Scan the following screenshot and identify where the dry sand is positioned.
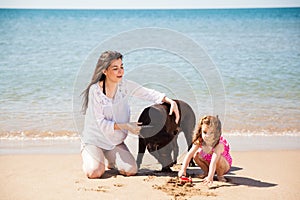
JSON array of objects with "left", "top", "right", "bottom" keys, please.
[{"left": 1, "top": 150, "right": 300, "bottom": 200}]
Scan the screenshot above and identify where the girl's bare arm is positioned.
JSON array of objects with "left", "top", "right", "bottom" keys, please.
[
  {"left": 178, "top": 144, "right": 199, "bottom": 177},
  {"left": 205, "top": 143, "right": 224, "bottom": 183}
]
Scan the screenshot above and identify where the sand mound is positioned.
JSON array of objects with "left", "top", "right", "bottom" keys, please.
[{"left": 153, "top": 177, "right": 216, "bottom": 200}]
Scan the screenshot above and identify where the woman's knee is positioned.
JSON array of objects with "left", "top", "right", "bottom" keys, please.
[
  {"left": 83, "top": 163, "right": 105, "bottom": 179},
  {"left": 119, "top": 169, "right": 137, "bottom": 176},
  {"left": 81, "top": 144, "right": 106, "bottom": 178},
  {"left": 119, "top": 163, "right": 138, "bottom": 176}
]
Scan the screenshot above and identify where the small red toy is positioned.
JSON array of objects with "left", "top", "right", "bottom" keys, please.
[{"left": 179, "top": 176, "right": 193, "bottom": 184}]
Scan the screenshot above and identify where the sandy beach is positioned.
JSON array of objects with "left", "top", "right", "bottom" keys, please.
[{"left": 1, "top": 149, "right": 300, "bottom": 200}]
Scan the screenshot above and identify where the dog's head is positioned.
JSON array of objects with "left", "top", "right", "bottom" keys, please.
[
  {"left": 138, "top": 104, "right": 178, "bottom": 139},
  {"left": 193, "top": 115, "right": 222, "bottom": 147}
]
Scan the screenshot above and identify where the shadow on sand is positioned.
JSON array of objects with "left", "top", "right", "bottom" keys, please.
[
  {"left": 100, "top": 165, "right": 277, "bottom": 189},
  {"left": 227, "top": 166, "right": 277, "bottom": 188},
  {"left": 226, "top": 176, "right": 277, "bottom": 188}
]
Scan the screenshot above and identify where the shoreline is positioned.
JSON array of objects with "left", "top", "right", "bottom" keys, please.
[{"left": 0, "top": 134, "right": 299, "bottom": 155}]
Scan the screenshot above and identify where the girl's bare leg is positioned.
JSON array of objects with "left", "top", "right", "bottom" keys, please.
[
  {"left": 193, "top": 152, "right": 209, "bottom": 178},
  {"left": 216, "top": 156, "right": 230, "bottom": 182}
]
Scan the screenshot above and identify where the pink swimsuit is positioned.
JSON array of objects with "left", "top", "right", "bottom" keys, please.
[{"left": 198, "top": 136, "right": 232, "bottom": 166}]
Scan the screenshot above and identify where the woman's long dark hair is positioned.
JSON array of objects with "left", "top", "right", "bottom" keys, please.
[{"left": 81, "top": 51, "right": 123, "bottom": 114}]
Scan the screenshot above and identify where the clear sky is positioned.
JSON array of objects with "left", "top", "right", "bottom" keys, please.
[{"left": 0, "top": 0, "right": 300, "bottom": 9}]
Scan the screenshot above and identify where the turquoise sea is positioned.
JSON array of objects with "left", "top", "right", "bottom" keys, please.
[{"left": 0, "top": 8, "right": 299, "bottom": 140}]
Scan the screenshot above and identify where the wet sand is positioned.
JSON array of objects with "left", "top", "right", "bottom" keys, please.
[{"left": 1, "top": 134, "right": 299, "bottom": 154}]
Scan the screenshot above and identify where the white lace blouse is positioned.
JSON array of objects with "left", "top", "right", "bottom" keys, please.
[{"left": 81, "top": 79, "right": 165, "bottom": 150}]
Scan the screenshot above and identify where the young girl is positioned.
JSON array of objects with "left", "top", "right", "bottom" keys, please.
[{"left": 178, "top": 115, "right": 232, "bottom": 185}]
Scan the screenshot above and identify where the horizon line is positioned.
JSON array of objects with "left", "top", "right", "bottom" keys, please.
[{"left": 0, "top": 5, "right": 299, "bottom": 10}]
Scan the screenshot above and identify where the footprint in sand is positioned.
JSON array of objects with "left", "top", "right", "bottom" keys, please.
[
  {"left": 113, "top": 183, "right": 124, "bottom": 187},
  {"left": 77, "top": 186, "right": 110, "bottom": 192}
]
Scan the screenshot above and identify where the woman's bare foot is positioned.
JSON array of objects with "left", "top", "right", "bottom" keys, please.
[
  {"left": 217, "top": 175, "right": 227, "bottom": 182},
  {"left": 107, "top": 163, "right": 116, "bottom": 169}
]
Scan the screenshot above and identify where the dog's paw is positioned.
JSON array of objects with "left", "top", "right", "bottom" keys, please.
[{"left": 161, "top": 167, "right": 173, "bottom": 172}]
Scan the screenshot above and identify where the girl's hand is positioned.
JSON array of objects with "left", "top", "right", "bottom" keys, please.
[
  {"left": 203, "top": 176, "right": 213, "bottom": 186},
  {"left": 178, "top": 169, "right": 186, "bottom": 178}
]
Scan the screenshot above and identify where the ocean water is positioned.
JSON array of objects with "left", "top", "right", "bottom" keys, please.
[{"left": 0, "top": 8, "right": 299, "bottom": 140}]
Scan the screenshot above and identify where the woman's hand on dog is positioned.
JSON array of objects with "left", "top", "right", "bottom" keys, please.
[
  {"left": 170, "top": 100, "right": 180, "bottom": 124},
  {"left": 162, "top": 97, "right": 180, "bottom": 124}
]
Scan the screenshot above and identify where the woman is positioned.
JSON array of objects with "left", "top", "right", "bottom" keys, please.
[{"left": 81, "top": 50, "right": 180, "bottom": 178}]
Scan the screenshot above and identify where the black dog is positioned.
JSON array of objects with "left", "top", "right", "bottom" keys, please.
[{"left": 136, "top": 100, "right": 195, "bottom": 172}]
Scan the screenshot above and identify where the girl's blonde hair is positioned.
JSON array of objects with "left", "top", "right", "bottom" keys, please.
[{"left": 192, "top": 115, "right": 222, "bottom": 147}]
